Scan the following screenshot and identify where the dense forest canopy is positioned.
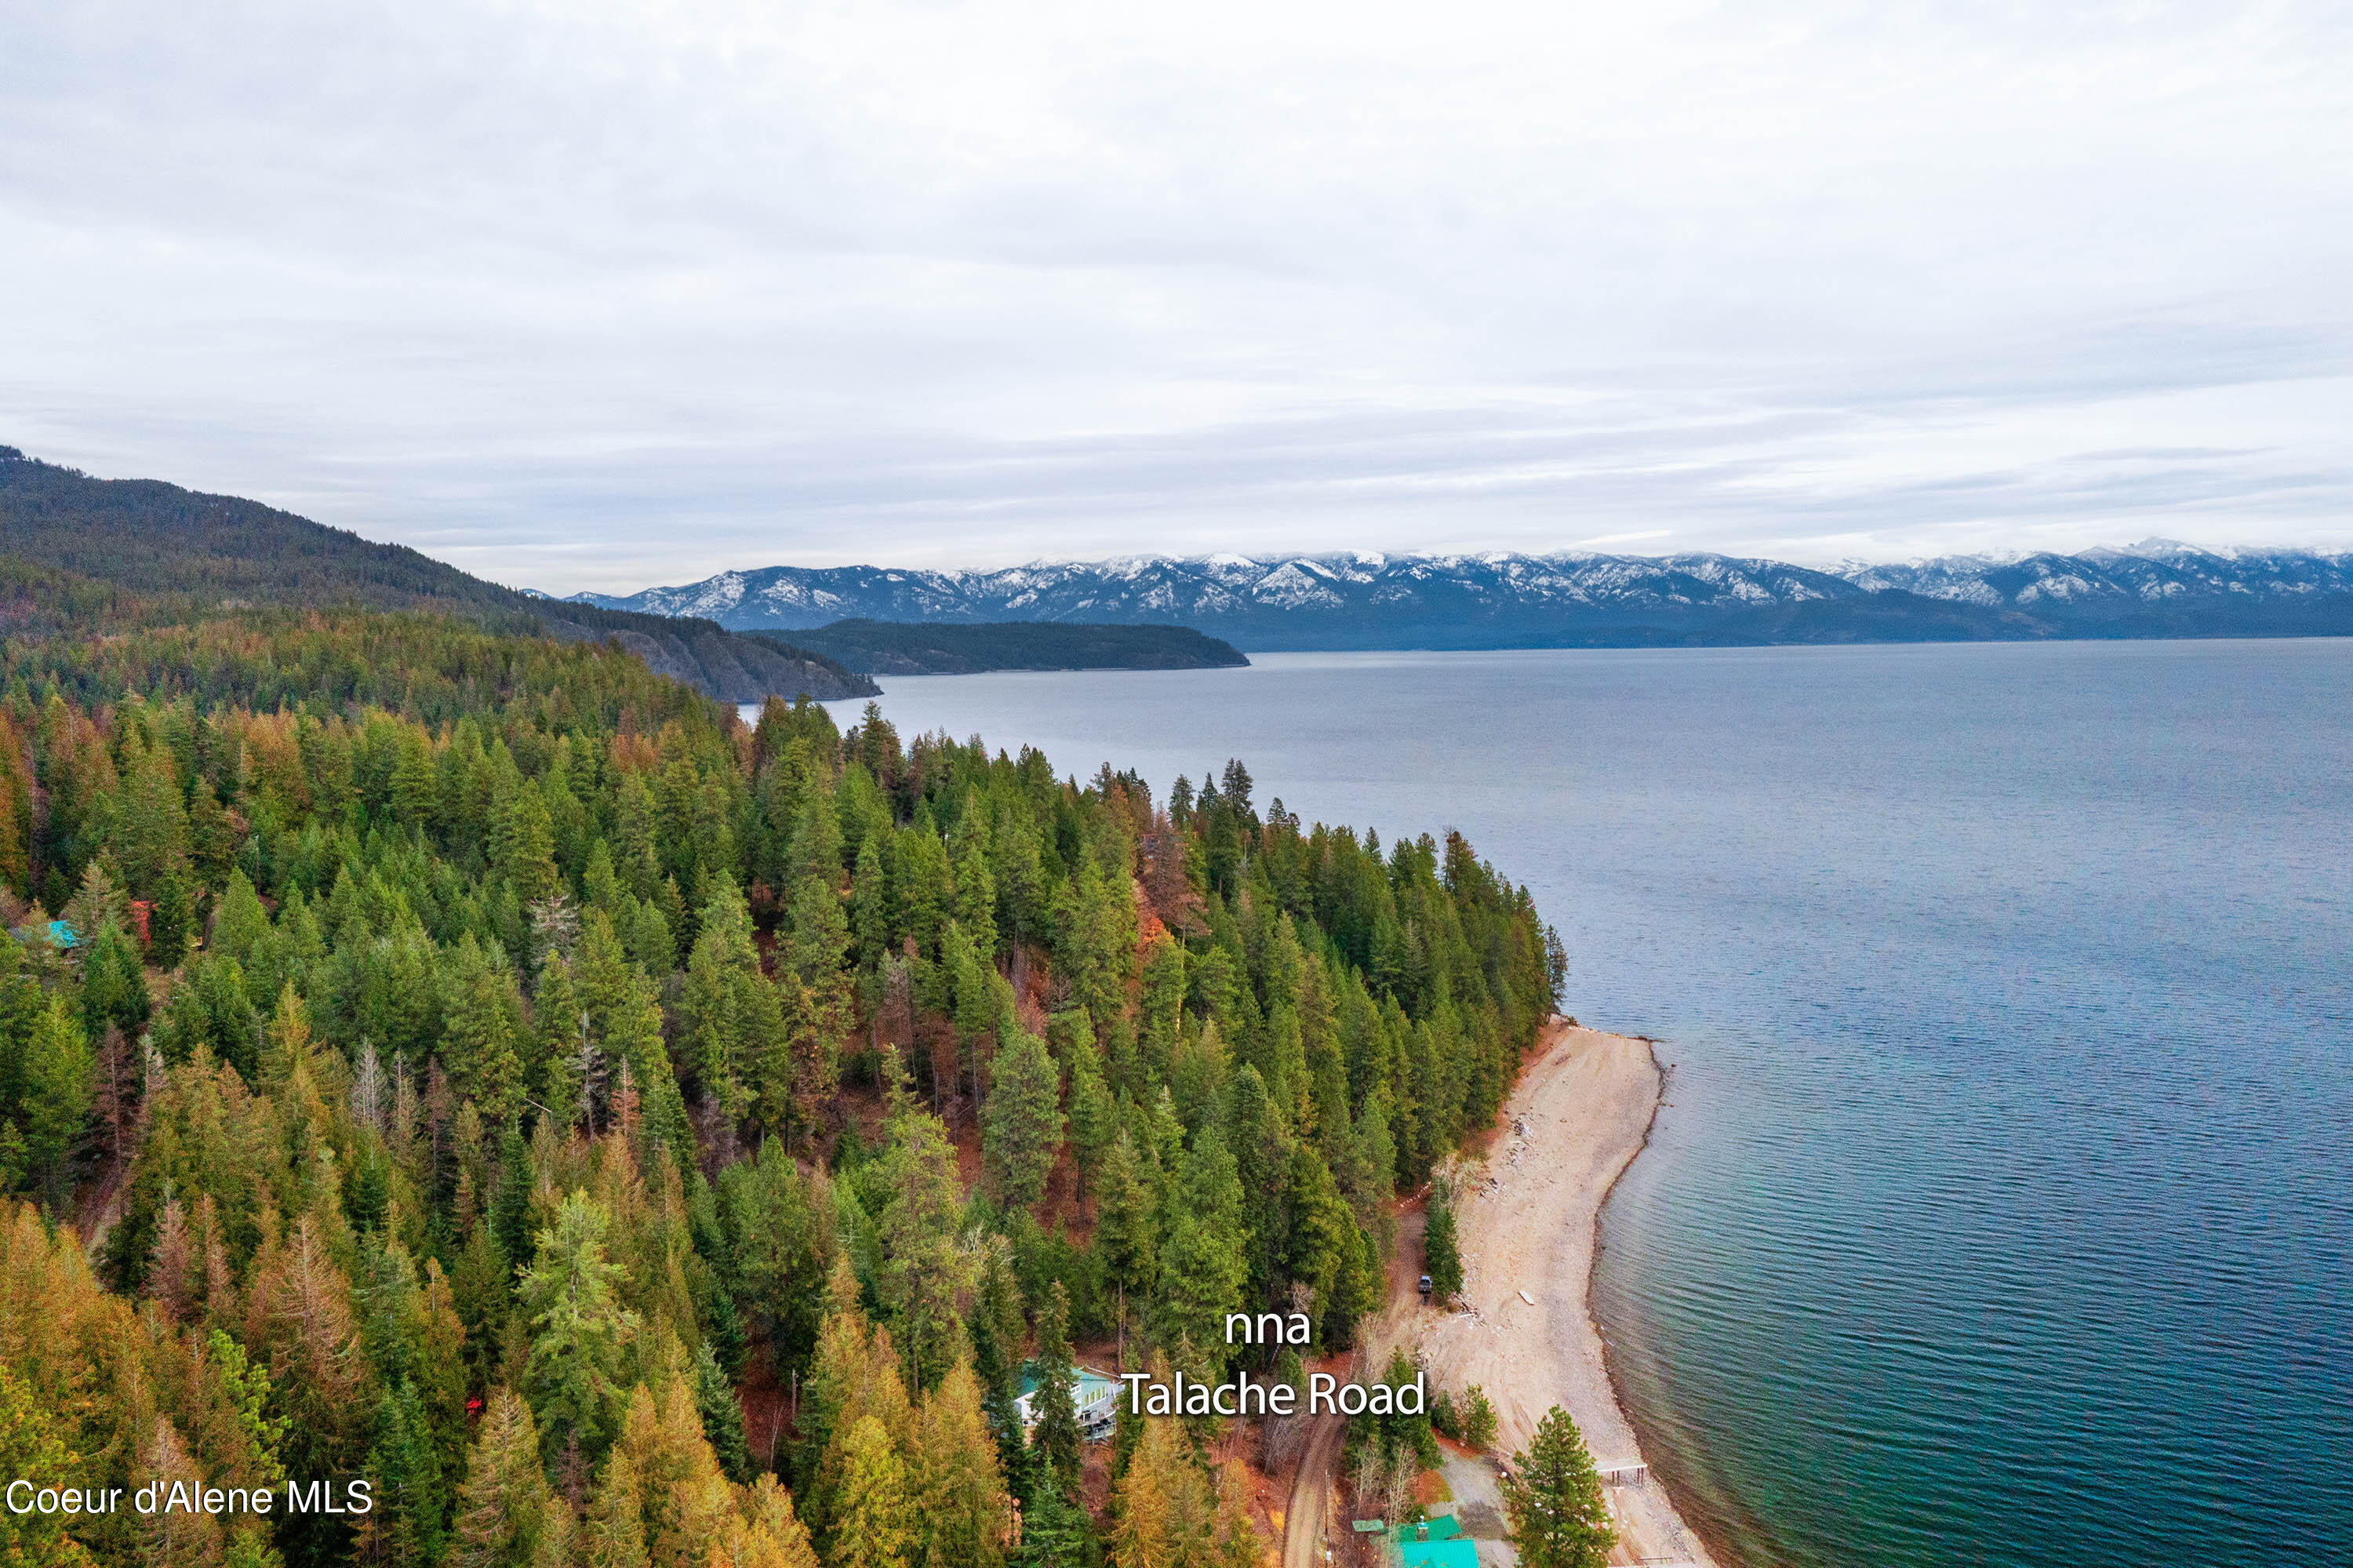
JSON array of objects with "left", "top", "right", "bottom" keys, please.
[{"left": 0, "top": 586, "right": 1561, "bottom": 1568}]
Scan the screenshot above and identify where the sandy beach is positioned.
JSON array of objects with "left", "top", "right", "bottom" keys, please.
[{"left": 1413, "top": 1020, "right": 1718, "bottom": 1568}]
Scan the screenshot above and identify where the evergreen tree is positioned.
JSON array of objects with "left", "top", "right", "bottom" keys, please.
[
  {"left": 1095, "top": 1130, "right": 1158, "bottom": 1311},
  {"left": 693, "top": 1339, "right": 754, "bottom": 1484},
  {"left": 1064, "top": 1046, "right": 1115, "bottom": 1203},
  {"left": 1461, "top": 1384, "right": 1498, "bottom": 1453},
  {"left": 0, "top": 624, "right": 1562, "bottom": 1568},
  {"left": 1154, "top": 1129, "right": 1249, "bottom": 1379},
  {"left": 1501, "top": 1406, "right": 1616, "bottom": 1568},
  {"left": 967, "top": 1238, "right": 1031, "bottom": 1506},
  {"left": 0, "top": 1362, "right": 97, "bottom": 1567},
  {"left": 874, "top": 1109, "right": 973, "bottom": 1392},
  {"left": 79, "top": 916, "right": 149, "bottom": 1040},
  {"left": 444, "top": 941, "right": 529, "bottom": 1127},
  {"left": 1029, "top": 1279, "right": 1083, "bottom": 1486},
  {"left": 16, "top": 995, "right": 92, "bottom": 1202},
  {"left": 520, "top": 1192, "right": 639, "bottom": 1466},
  {"left": 851, "top": 839, "right": 892, "bottom": 968},
  {"left": 1011, "top": 1474, "right": 1089, "bottom": 1568},
  {"left": 982, "top": 1027, "right": 1062, "bottom": 1212},
  {"left": 681, "top": 877, "right": 766, "bottom": 1125},
  {"left": 361, "top": 1375, "right": 449, "bottom": 1566},
  {"left": 491, "top": 1127, "right": 536, "bottom": 1268},
  {"left": 492, "top": 782, "right": 560, "bottom": 904},
  {"left": 1424, "top": 1180, "right": 1464, "bottom": 1303},
  {"left": 784, "top": 871, "right": 852, "bottom": 986},
  {"left": 210, "top": 866, "right": 272, "bottom": 965}
]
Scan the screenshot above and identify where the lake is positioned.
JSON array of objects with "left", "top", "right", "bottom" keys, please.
[{"left": 773, "top": 638, "right": 2353, "bottom": 1566}]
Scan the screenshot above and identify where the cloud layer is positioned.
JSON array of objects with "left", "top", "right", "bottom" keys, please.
[{"left": 5, "top": 0, "right": 2350, "bottom": 591}]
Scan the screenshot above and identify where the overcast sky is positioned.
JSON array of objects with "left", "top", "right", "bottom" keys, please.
[{"left": 5, "top": 1, "right": 2351, "bottom": 592}]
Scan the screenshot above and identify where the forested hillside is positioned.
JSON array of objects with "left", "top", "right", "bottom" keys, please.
[
  {"left": 758, "top": 623, "right": 1249, "bottom": 676},
  {"left": 0, "top": 599, "right": 1561, "bottom": 1566},
  {"left": 0, "top": 446, "right": 877, "bottom": 703}
]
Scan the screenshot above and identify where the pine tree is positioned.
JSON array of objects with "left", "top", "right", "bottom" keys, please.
[
  {"left": 493, "top": 780, "right": 560, "bottom": 904},
  {"left": 693, "top": 1340, "right": 753, "bottom": 1484},
  {"left": 532, "top": 953, "right": 584, "bottom": 1129},
  {"left": 1461, "top": 1385, "right": 1498, "bottom": 1452},
  {"left": 576, "top": 912, "right": 674, "bottom": 1141},
  {"left": 1095, "top": 1130, "right": 1158, "bottom": 1308},
  {"left": 953, "top": 835, "right": 997, "bottom": 955},
  {"left": 1424, "top": 1179, "right": 1464, "bottom": 1303},
  {"left": 0, "top": 1362, "right": 99, "bottom": 1566},
  {"left": 798, "top": 1264, "right": 915, "bottom": 1541},
  {"left": 613, "top": 1374, "right": 738, "bottom": 1567},
  {"left": 982, "top": 1028, "right": 1062, "bottom": 1212},
  {"left": 1153, "top": 1129, "right": 1249, "bottom": 1379},
  {"left": 78, "top": 917, "right": 148, "bottom": 1040},
  {"left": 1064, "top": 1047, "right": 1114, "bottom": 1202},
  {"left": 209, "top": 866, "right": 272, "bottom": 966},
  {"left": 16, "top": 995, "right": 93, "bottom": 1203},
  {"left": 874, "top": 1109, "right": 973, "bottom": 1392},
  {"left": 360, "top": 1375, "right": 449, "bottom": 1566},
  {"left": 445, "top": 942, "right": 529, "bottom": 1127},
  {"left": 851, "top": 839, "right": 892, "bottom": 969},
  {"left": 680, "top": 875, "right": 762, "bottom": 1115},
  {"left": 150, "top": 864, "right": 196, "bottom": 965},
  {"left": 491, "top": 1127, "right": 536, "bottom": 1268},
  {"left": 1029, "top": 1283, "right": 1082, "bottom": 1487},
  {"left": 1107, "top": 1410, "right": 1181, "bottom": 1568},
  {"left": 1010, "top": 1474, "right": 1089, "bottom": 1568},
  {"left": 784, "top": 872, "right": 851, "bottom": 987},
  {"left": 966, "top": 1238, "right": 1031, "bottom": 1506},
  {"left": 521, "top": 1192, "right": 640, "bottom": 1466},
  {"left": 1501, "top": 1406, "right": 1616, "bottom": 1568}
]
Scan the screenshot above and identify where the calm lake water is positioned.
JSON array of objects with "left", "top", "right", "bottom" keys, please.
[{"left": 780, "top": 639, "right": 2353, "bottom": 1566}]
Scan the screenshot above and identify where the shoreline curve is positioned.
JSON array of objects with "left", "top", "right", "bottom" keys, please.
[{"left": 1413, "top": 1017, "right": 1722, "bottom": 1567}]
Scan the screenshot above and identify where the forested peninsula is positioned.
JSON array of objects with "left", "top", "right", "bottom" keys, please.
[
  {"left": 0, "top": 573, "right": 1563, "bottom": 1566},
  {"left": 754, "top": 621, "right": 1249, "bottom": 676}
]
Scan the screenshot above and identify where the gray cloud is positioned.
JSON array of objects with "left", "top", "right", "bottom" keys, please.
[{"left": 4, "top": 0, "right": 2350, "bottom": 591}]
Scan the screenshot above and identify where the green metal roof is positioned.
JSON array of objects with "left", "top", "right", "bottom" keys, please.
[
  {"left": 1396, "top": 1537, "right": 1478, "bottom": 1568},
  {"left": 1391, "top": 1515, "right": 1476, "bottom": 1568}
]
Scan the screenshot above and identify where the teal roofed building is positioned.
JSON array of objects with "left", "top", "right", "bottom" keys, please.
[
  {"left": 1390, "top": 1515, "right": 1477, "bottom": 1568},
  {"left": 1012, "top": 1363, "right": 1122, "bottom": 1442}
]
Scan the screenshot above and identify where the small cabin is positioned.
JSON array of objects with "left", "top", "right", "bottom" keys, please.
[{"left": 1012, "top": 1362, "right": 1122, "bottom": 1442}]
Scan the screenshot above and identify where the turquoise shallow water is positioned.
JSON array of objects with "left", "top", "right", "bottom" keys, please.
[{"left": 786, "top": 638, "right": 2353, "bottom": 1566}]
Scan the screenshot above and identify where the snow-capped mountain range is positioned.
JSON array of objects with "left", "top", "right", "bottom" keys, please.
[{"left": 556, "top": 541, "right": 2353, "bottom": 649}]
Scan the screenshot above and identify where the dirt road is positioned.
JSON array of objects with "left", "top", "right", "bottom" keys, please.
[{"left": 1281, "top": 1412, "right": 1345, "bottom": 1568}]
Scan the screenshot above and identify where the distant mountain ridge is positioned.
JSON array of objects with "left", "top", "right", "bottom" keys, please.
[
  {"left": 0, "top": 446, "right": 878, "bottom": 700},
  {"left": 561, "top": 541, "right": 2353, "bottom": 649}
]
